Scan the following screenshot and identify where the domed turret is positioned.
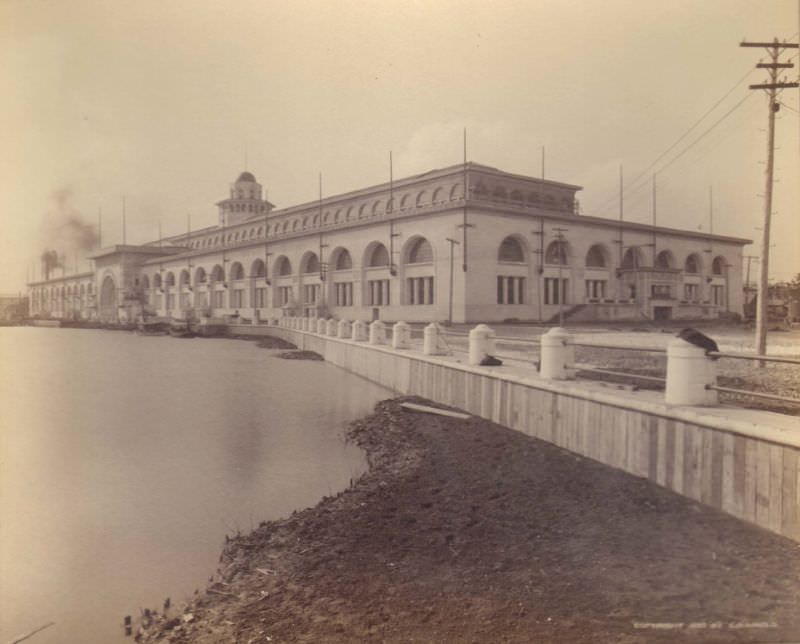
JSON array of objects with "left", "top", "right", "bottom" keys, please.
[{"left": 216, "top": 171, "right": 274, "bottom": 227}]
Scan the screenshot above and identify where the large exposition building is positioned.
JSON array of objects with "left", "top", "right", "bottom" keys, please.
[{"left": 27, "top": 163, "right": 749, "bottom": 324}]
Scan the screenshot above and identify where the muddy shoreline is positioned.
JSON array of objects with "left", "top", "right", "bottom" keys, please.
[{"left": 136, "top": 397, "right": 800, "bottom": 643}]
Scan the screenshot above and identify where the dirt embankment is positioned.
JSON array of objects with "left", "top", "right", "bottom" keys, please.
[{"left": 136, "top": 397, "right": 800, "bottom": 643}]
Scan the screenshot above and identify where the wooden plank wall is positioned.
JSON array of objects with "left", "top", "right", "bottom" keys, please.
[{"left": 262, "top": 327, "right": 800, "bottom": 542}]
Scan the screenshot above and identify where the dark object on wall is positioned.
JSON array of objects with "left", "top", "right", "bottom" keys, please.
[
  {"left": 678, "top": 327, "right": 719, "bottom": 359},
  {"left": 480, "top": 355, "right": 503, "bottom": 366}
]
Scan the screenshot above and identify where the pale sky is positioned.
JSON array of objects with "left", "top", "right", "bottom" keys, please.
[{"left": 1, "top": 0, "right": 798, "bottom": 293}]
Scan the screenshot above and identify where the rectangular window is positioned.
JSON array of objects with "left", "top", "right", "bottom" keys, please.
[
  {"left": 166, "top": 293, "right": 176, "bottom": 310},
  {"left": 254, "top": 287, "right": 267, "bottom": 308},
  {"left": 303, "top": 284, "right": 320, "bottom": 305},
  {"left": 711, "top": 285, "right": 724, "bottom": 306},
  {"left": 544, "top": 278, "right": 568, "bottom": 305},
  {"left": 231, "top": 289, "right": 244, "bottom": 308},
  {"left": 406, "top": 277, "right": 434, "bottom": 305},
  {"left": 180, "top": 293, "right": 190, "bottom": 309},
  {"left": 684, "top": 284, "right": 699, "bottom": 302},
  {"left": 367, "top": 279, "right": 390, "bottom": 306},
  {"left": 584, "top": 280, "right": 606, "bottom": 300},
  {"left": 213, "top": 290, "right": 225, "bottom": 308},
  {"left": 651, "top": 284, "right": 671, "bottom": 300},
  {"left": 497, "top": 276, "right": 525, "bottom": 305},
  {"left": 278, "top": 286, "right": 292, "bottom": 306},
  {"left": 334, "top": 282, "right": 353, "bottom": 307}
]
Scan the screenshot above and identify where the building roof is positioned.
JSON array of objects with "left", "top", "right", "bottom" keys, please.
[{"left": 236, "top": 171, "right": 256, "bottom": 183}]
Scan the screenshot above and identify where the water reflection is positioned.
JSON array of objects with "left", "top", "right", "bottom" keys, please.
[{"left": 0, "top": 328, "right": 389, "bottom": 643}]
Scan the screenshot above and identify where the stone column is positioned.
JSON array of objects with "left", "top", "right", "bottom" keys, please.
[
  {"left": 338, "top": 319, "right": 352, "bottom": 338},
  {"left": 326, "top": 318, "right": 338, "bottom": 337},
  {"left": 423, "top": 322, "right": 445, "bottom": 356},
  {"left": 369, "top": 320, "right": 386, "bottom": 345},
  {"left": 665, "top": 338, "right": 718, "bottom": 405},
  {"left": 392, "top": 321, "right": 411, "bottom": 349},
  {"left": 468, "top": 324, "right": 496, "bottom": 366},
  {"left": 539, "top": 327, "right": 574, "bottom": 380},
  {"left": 352, "top": 319, "right": 368, "bottom": 342}
]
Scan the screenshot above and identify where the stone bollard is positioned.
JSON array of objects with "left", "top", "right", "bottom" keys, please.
[
  {"left": 352, "top": 319, "right": 368, "bottom": 342},
  {"left": 338, "top": 319, "right": 352, "bottom": 339},
  {"left": 468, "top": 324, "right": 496, "bottom": 366},
  {"left": 423, "top": 322, "right": 445, "bottom": 356},
  {"left": 326, "top": 318, "right": 338, "bottom": 337},
  {"left": 665, "top": 338, "right": 718, "bottom": 406},
  {"left": 297, "top": 317, "right": 305, "bottom": 331},
  {"left": 539, "top": 327, "right": 574, "bottom": 380},
  {"left": 392, "top": 321, "right": 411, "bottom": 349},
  {"left": 316, "top": 318, "right": 326, "bottom": 334},
  {"left": 369, "top": 320, "right": 387, "bottom": 345}
]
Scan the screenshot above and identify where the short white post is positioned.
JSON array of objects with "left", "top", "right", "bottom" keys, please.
[
  {"left": 468, "top": 324, "right": 496, "bottom": 366},
  {"left": 338, "top": 319, "right": 351, "bottom": 338},
  {"left": 326, "top": 318, "right": 338, "bottom": 337},
  {"left": 352, "top": 319, "right": 368, "bottom": 342},
  {"left": 539, "top": 327, "right": 574, "bottom": 380},
  {"left": 665, "top": 338, "right": 718, "bottom": 406},
  {"left": 297, "top": 317, "right": 305, "bottom": 331},
  {"left": 316, "top": 318, "right": 326, "bottom": 334},
  {"left": 392, "top": 321, "right": 411, "bottom": 349},
  {"left": 423, "top": 322, "right": 445, "bottom": 356},
  {"left": 369, "top": 320, "right": 386, "bottom": 345}
]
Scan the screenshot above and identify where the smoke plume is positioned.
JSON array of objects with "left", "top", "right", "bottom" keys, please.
[{"left": 39, "top": 187, "right": 100, "bottom": 279}]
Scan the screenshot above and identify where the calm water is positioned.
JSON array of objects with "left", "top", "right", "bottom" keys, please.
[{"left": 0, "top": 327, "right": 389, "bottom": 643}]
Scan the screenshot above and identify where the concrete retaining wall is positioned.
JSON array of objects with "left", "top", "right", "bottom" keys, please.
[{"left": 232, "top": 323, "right": 800, "bottom": 542}]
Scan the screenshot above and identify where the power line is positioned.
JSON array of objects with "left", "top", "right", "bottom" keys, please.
[
  {"left": 595, "top": 92, "right": 754, "bottom": 217},
  {"left": 594, "top": 66, "right": 756, "bottom": 216}
]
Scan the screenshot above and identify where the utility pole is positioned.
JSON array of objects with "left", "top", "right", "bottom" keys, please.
[
  {"left": 552, "top": 227, "right": 568, "bottom": 327},
  {"left": 740, "top": 37, "right": 798, "bottom": 359},
  {"left": 446, "top": 237, "right": 460, "bottom": 325}
]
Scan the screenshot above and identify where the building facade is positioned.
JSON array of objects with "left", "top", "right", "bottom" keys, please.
[{"left": 28, "top": 163, "right": 749, "bottom": 324}]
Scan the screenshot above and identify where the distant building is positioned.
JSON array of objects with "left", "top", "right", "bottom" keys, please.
[
  {"left": 0, "top": 294, "right": 28, "bottom": 321},
  {"left": 27, "top": 163, "right": 749, "bottom": 324}
]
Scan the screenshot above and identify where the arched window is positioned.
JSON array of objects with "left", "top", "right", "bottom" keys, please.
[
  {"left": 545, "top": 240, "right": 568, "bottom": 265},
  {"left": 585, "top": 244, "right": 607, "bottom": 268},
  {"left": 334, "top": 249, "right": 352, "bottom": 270},
  {"left": 372, "top": 201, "right": 383, "bottom": 216},
  {"left": 164, "top": 272, "right": 175, "bottom": 287},
  {"left": 303, "top": 253, "right": 320, "bottom": 274},
  {"left": 712, "top": 256, "right": 726, "bottom": 275},
  {"left": 685, "top": 254, "right": 701, "bottom": 274},
  {"left": 510, "top": 190, "right": 523, "bottom": 203},
  {"left": 400, "top": 194, "right": 411, "bottom": 209},
  {"left": 229, "top": 262, "right": 245, "bottom": 280},
  {"left": 211, "top": 265, "right": 225, "bottom": 282},
  {"left": 358, "top": 204, "right": 368, "bottom": 218},
  {"left": 432, "top": 187, "right": 443, "bottom": 203},
  {"left": 276, "top": 256, "right": 292, "bottom": 276},
  {"left": 416, "top": 191, "right": 428, "bottom": 207},
  {"left": 367, "top": 243, "right": 390, "bottom": 267},
  {"left": 407, "top": 238, "right": 433, "bottom": 264},
  {"left": 498, "top": 236, "right": 525, "bottom": 263},
  {"left": 153, "top": 273, "right": 163, "bottom": 289},
  {"left": 179, "top": 270, "right": 191, "bottom": 286},
  {"left": 655, "top": 250, "right": 674, "bottom": 270},
  {"left": 449, "top": 183, "right": 463, "bottom": 200},
  {"left": 251, "top": 259, "right": 266, "bottom": 278},
  {"left": 622, "top": 247, "right": 642, "bottom": 269},
  {"left": 195, "top": 267, "right": 207, "bottom": 284},
  {"left": 493, "top": 186, "right": 507, "bottom": 200},
  {"left": 141, "top": 275, "right": 150, "bottom": 289}
]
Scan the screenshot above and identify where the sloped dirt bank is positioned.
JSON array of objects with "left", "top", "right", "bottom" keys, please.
[{"left": 137, "top": 397, "right": 800, "bottom": 643}]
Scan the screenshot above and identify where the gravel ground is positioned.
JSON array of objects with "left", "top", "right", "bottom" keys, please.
[{"left": 134, "top": 397, "right": 800, "bottom": 643}]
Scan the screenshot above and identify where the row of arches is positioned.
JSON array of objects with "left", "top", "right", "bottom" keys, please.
[
  {"left": 183, "top": 181, "right": 573, "bottom": 252},
  {"left": 498, "top": 236, "right": 729, "bottom": 274},
  {"left": 145, "top": 237, "right": 435, "bottom": 288}
]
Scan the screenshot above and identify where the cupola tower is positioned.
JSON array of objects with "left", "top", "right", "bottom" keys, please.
[{"left": 216, "top": 171, "right": 274, "bottom": 227}]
